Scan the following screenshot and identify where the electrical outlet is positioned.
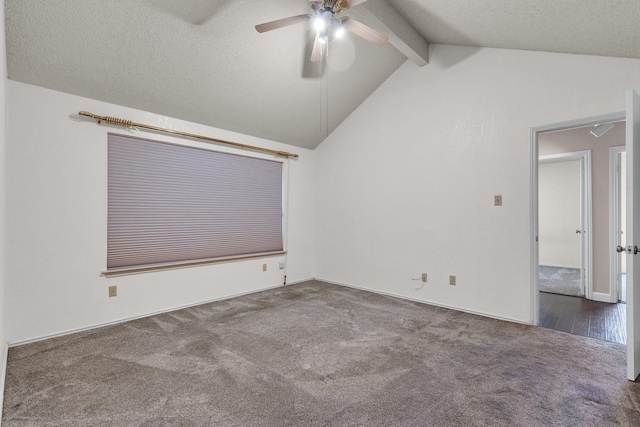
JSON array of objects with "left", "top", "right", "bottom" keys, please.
[
  {"left": 421, "top": 273, "right": 428, "bottom": 283},
  {"left": 263, "top": 264, "right": 267, "bottom": 272},
  {"left": 449, "top": 276, "right": 456, "bottom": 286},
  {"left": 494, "top": 195, "right": 503, "bottom": 206},
  {"left": 108, "top": 285, "right": 117, "bottom": 297}
]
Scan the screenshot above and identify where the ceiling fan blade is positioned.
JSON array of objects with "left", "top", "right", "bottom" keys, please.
[
  {"left": 310, "top": 32, "right": 325, "bottom": 62},
  {"left": 255, "top": 14, "right": 311, "bottom": 33},
  {"left": 341, "top": 17, "right": 388, "bottom": 47}
]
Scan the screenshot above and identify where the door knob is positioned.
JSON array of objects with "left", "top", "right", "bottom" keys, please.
[{"left": 617, "top": 245, "right": 640, "bottom": 254}]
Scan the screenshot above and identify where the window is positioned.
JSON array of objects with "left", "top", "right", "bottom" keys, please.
[{"left": 107, "top": 133, "right": 284, "bottom": 273}]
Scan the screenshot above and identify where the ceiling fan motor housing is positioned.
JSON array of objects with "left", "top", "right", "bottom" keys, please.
[{"left": 320, "top": 9, "right": 334, "bottom": 23}]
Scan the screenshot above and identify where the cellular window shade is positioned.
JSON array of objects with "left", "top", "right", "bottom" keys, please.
[{"left": 107, "top": 134, "right": 283, "bottom": 270}]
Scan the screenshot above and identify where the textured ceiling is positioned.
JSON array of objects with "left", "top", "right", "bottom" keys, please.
[
  {"left": 5, "top": 1, "right": 640, "bottom": 149},
  {"left": 389, "top": 0, "right": 640, "bottom": 59}
]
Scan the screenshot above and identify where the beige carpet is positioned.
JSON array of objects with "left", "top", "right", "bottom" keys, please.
[{"left": 2, "top": 281, "right": 640, "bottom": 426}]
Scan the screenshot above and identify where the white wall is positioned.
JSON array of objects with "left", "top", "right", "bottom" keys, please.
[
  {"left": 314, "top": 44, "right": 640, "bottom": 323},
  {"left": 538, "top": 160, "right": 581, "bottom": 268},
  {"left": 6, "top": 81, "right": 315, "bottom": 343}
]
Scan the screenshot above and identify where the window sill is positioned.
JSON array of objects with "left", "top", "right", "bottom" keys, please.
[{"left": 103, "top": 251, "right": 286, "bottom": 277}]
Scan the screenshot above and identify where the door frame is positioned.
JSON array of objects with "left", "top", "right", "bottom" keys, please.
[
  {"left": 530, "top": 111, "right": 625, "bottom": 325},
  {"left": 539, "top": 151, "right": 592, "bottom": 298},
  {"left": 610, "top": 145, "right": 626, "bottom": 303}
]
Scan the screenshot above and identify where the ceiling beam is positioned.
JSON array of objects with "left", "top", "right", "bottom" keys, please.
[{"left": 352, "top": 0, "right": 429, "bottom": 66}]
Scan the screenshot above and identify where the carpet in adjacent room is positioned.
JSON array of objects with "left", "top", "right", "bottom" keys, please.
[{"left": 539, "top": 265, "right": 582, "bottom": 296}]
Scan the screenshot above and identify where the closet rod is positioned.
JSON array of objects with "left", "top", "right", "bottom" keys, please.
[{"left": 78, "top": 111, "right": 299, "bottom": 159}]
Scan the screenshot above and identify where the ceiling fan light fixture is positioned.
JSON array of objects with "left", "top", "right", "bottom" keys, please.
[
  {"left": 313, "top": 17, "right": 327, "bottom": 31},
  {"left": 314, "top": 9, "right": 334, "bottom": 31},
  {"left": 334, "top": 21, "right": 345, "bottom": 38},
  {"left": 255, "top": 0, "right": 388, "bottom": 63},
  {"left": 590, "top": 123, "right": 615, "bottom": 138}
]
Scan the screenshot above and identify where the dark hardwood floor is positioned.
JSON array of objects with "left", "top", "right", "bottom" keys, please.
[{"left": 539, "top": 292, "right": 626, "bottom": 345}]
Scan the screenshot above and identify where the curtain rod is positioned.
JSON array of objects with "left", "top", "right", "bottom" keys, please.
[{"left": 78, "top": 111, "right": 299, "bottom": 159}]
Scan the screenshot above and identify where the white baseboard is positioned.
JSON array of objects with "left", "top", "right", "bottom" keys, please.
[
  {"left": 285, "top": 277, "right": 314, "bottom": 286},
  {"left": 314, "top": 277, "right": 531, "bottom": 325},
  {"left": 9, "top": 279, "right": 312, "bottom": 348},
  {"left": 8, "top": 275, "right": 526, "bottom": 349},
  {"left": 592, "top": 292, "right": 615, "bottom": 303},
  {"left": 0, "top": 343, "right": 8, "bottom": 427}
]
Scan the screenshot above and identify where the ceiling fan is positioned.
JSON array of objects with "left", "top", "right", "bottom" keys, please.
[{"left": 255, "top": 0, "right": 389, "bottom": 62}]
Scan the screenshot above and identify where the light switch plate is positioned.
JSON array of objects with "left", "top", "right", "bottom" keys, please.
[
  {"left": 263, "top": 264, "right": 267, "bottom": 272},
  {"left": 449, "top": 276, "right": 456, "bottom": 286},
  {"left": 108, "top": 285, "right": 117, "bottom": 297},
  {"left": 494, "top": 195, "right": 503, "bottom": 206}
]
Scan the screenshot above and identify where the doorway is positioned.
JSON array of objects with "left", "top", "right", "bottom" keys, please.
[
  {"left": 538, "top": 152, "right": 590, "bottom": 298},
  {"left": 536, "top": 127, "right": 627, "bottom": 344},
  {"left": 530, "top": 112, "right": 627, "bottom": 338}
]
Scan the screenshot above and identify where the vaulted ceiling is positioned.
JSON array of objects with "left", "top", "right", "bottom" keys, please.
[{"left": 5, "top": 0, "right": 640, "bottom": 149}]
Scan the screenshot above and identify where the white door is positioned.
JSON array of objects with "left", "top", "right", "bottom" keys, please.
[{"left": 626, "top": 89, "right": 640, "bottom": 381}]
